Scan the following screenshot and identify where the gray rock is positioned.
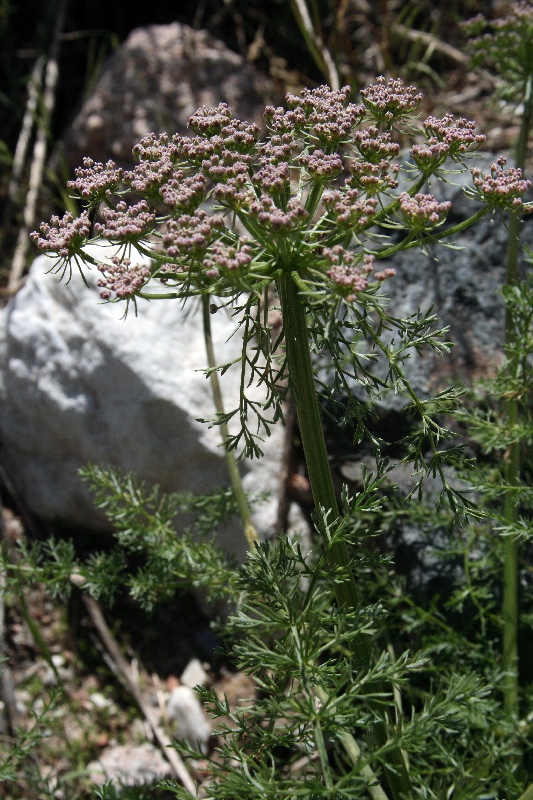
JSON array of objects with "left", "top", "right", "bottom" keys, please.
[
  {"left": 59, "top": 22, "right": 269, "bottom": 171},
  {"left": 0, "top": 245, "right": 284, "bottom": 556},
  {"left": 87, "top": 742, "right": 171, "bottom": 786},
  {"left": 322, "top": 156, "right": 533, "bottom": 413}
]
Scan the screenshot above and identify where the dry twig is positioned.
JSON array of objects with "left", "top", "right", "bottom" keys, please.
[
  {"left": 8, "top": 0, "right": 68, "bottom": 291},
  {"left": 3, "top": 57, "right": 45, "bottom": 226},
  {"left": 79, "top": 589, "right": 197, "bottom": 795}
]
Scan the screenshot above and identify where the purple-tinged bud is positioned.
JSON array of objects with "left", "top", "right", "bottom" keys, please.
[
  {"left": 30, "top": 210, "right": 92, "bottom": 258},
  {"left": 467, "top": 157, "right": 531, "bottom": 211},
  {"left": 361, "top": 76, "right": 422, "bottom": 125},
  {"left": 68, "top": 158, "right": 124, "bottom": 202}
]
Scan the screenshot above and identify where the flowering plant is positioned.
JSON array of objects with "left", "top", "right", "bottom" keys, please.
[
  {"left": 31, "top": 78, "right": 530, "bottom": 470},
  {"left": 464, "top": 1, "right": 533, "bottom": 104},
  {"left": 462, "top": 0, "right": 533, "bottom": 721},
  {"left": 32, "top": 78, "right": 526, "bottom": 315},
  {"left": 29, "top": 76, "right": 533, "bottom": 798}
]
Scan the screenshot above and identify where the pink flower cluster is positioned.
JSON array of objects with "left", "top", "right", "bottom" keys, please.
[
  {"left": 322, "top": 188, "right": 378, "bottom": 230},
  {"left": 68, "top": 158, "right": 124, "bottom": 201},
  {"left": 323, "top": 248, "right": 394, "bottom": 302},
  {"left": 249, "top": 196, "right": 309, "bottom": 231},
  {"left": 464, "top": 3, "right": 533, "bottom": 87},
  {"left": 203, "top": 238, "right": 253, "bottom": 278},
  {"left": 298, "top": 150, "right": 343, "bottom": 181},
  {"left": 159, "top": 171, "right": 207, "bottom": 212},
  {"left": 259, "top": 133, "right": 296, "bottom": 164},
  {"left": 252, "top": 162, "right": 290, "bottom": 195},
  {"left": 126, "top": 133, "right": 181, "bottom": 198},
  {"left": 284, "top": 84, "right": 363, "bottom": 145},
  {"left": 360, "top": 75, "right": 422, "bottom": 125},
  {"left": 348, "top": 159, "right": 399, "bottom": 195},
  {"left": 188, "top": 102, "right": 234, "bottom": 136},
  {"left": 422, "top": 115, "right": 485, "bottom": 159},
  {"left": 163, "top": 209, "right": 225, "bottom": 262},
  {"left": 398, "top": 193, "right": 452, "bottom": 229},
  {"left": 30, "top": 210, "right": 92, "bottom": 258},
  {"left": 97, "top": 256, "right": 151, "bottom": 300},
  {"left": 470, "top": 157, "right": 531, "bottom": 211},
  {"left": 353, "top": 127, "right": 400, "bottom": 163},
  {"left": 324, "top": 248, "right": 374, "bottom": 299},
  {"left": 94, "top": 200, "right": 155, "bottom": 242},
  {"left": 410, "top": 141, "right": 451, "bottom": 172},
  {"left": 32, "top": 74, "right": 532, "bottom": 305}
]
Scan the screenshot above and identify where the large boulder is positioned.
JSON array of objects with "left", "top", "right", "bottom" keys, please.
[
  {"left": 1, "top": 23, "right": 281, "bottom": 555},
  {"left": 0, "top": 245, "right": 284, "bottom": 557},
  {"left": 322, "top": 157, "right": 533, "bottom": 420},
  {"left": 59, "top": 22, "right": 269, "bottom": 171},
  {"left": 321, "top": 161, "right": 533, "bottom": 592}
]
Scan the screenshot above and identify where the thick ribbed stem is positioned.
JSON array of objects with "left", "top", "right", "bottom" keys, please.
[
  {"left": 277, "top": 270, "right": 412, "bottom": 800},
  {"left": 202, "top": 296, "right": 259, "bottom": 549}
]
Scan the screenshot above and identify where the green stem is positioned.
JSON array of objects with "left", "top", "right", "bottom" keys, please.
[
  {"left": 277, "top": 271, "right": 361, "bottom": 613},
  {"left": 277, "top": 269, "right": 413, "bottom": 800},
  {"left": 202, "top": 296, "right": 259, "bottom": 549},
  {"left": 502, "top": 72, "right": 533, "bottom": 717},
  {"left": 314, "top": 686, "right": 389, "bottom": 800},
  {"left": 517, "top": 783, "right": 533, "bottom": 800},
  {"left": 374, "top": 207, "right": 489, "bottom": 261}
]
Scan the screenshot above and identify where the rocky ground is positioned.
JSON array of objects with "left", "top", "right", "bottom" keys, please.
[{"left": 0, "top": 503, "right": 260, "bottom": 798}]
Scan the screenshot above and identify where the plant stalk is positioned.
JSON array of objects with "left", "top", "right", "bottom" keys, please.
[
  {"left": 202, "top": 296, "right": 259, "bottom": 549},
  {"left": 502, "top": 72, "right": 533, "bottom": 716},
  {"left": 277, "top": 269, "right": 412, "bottom": 800}
]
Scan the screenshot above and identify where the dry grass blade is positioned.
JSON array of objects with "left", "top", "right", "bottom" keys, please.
[
  {"left": 8, "top": 0, "right": 68, "bottom": 292},
  {"left": 3, "top": 57, "right": 45, "bottom": 225},
  {"left": 392, "top": 22, "right": 468, "bottom": 67},
  {"left": 0, "top": 498, "right": 19, "bottom": 736},
  {"left": 290, "top": 0, "right": 340, "bottom": 89}
]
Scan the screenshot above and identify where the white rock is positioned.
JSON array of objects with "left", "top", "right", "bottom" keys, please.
[
  {"left": 0, "top": 245, "right": 286, "bottom": 557},
  {"left": 89, "top": 692, "right": 114, "bottom": 711},
  {"left": 87, "top": 742, "right": 171, "bottom": 786},
  {"left": 166, "top": 685, "right": 211, "bottom": 754},
  {"left": 180, "top": 658, "right": 209, "bottom": 689}
]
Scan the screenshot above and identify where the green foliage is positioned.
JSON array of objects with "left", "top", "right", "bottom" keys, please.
[
  {"left": 6, "top": 461, "right": 530, "bottom": 797},
  {"left": 94, "top": 779, "right": 172, "bottom": 800},
  {"left": 81, "top": 475, "right": 521, "bottom": 799},
  {"left": 456, "top": 267, "right": 533, "bottom": 556},
  {"left": 464, "top": 1, "right": 533, "bottom": 104},
  {"left": 459, "top": 267, "right": 533, "bottom": 464},
  {"left": 0, "top": 690, "right": 63, "bottom": 785},
  {"left": 2, "top": 466, "right": 244, "bottom": 613}
]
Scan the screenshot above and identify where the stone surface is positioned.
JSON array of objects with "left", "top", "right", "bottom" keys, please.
[
  {"left": 59, "top": 22, "right": 269, "bottom": 171},
  {"left": 321, "top": 155, "right": 533, "bottom": 418},
  {"left": 87, "top": 742, "right": 171, "bottom": 786},
  {"left": 180, "top": 658, "right": 210, "bottom": 689},
  {"left": 0, "top": 245, "right": 284, "bottom": 556},
  {"left": 166, "top": 685, "right": 211, "bottom": 754}
]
